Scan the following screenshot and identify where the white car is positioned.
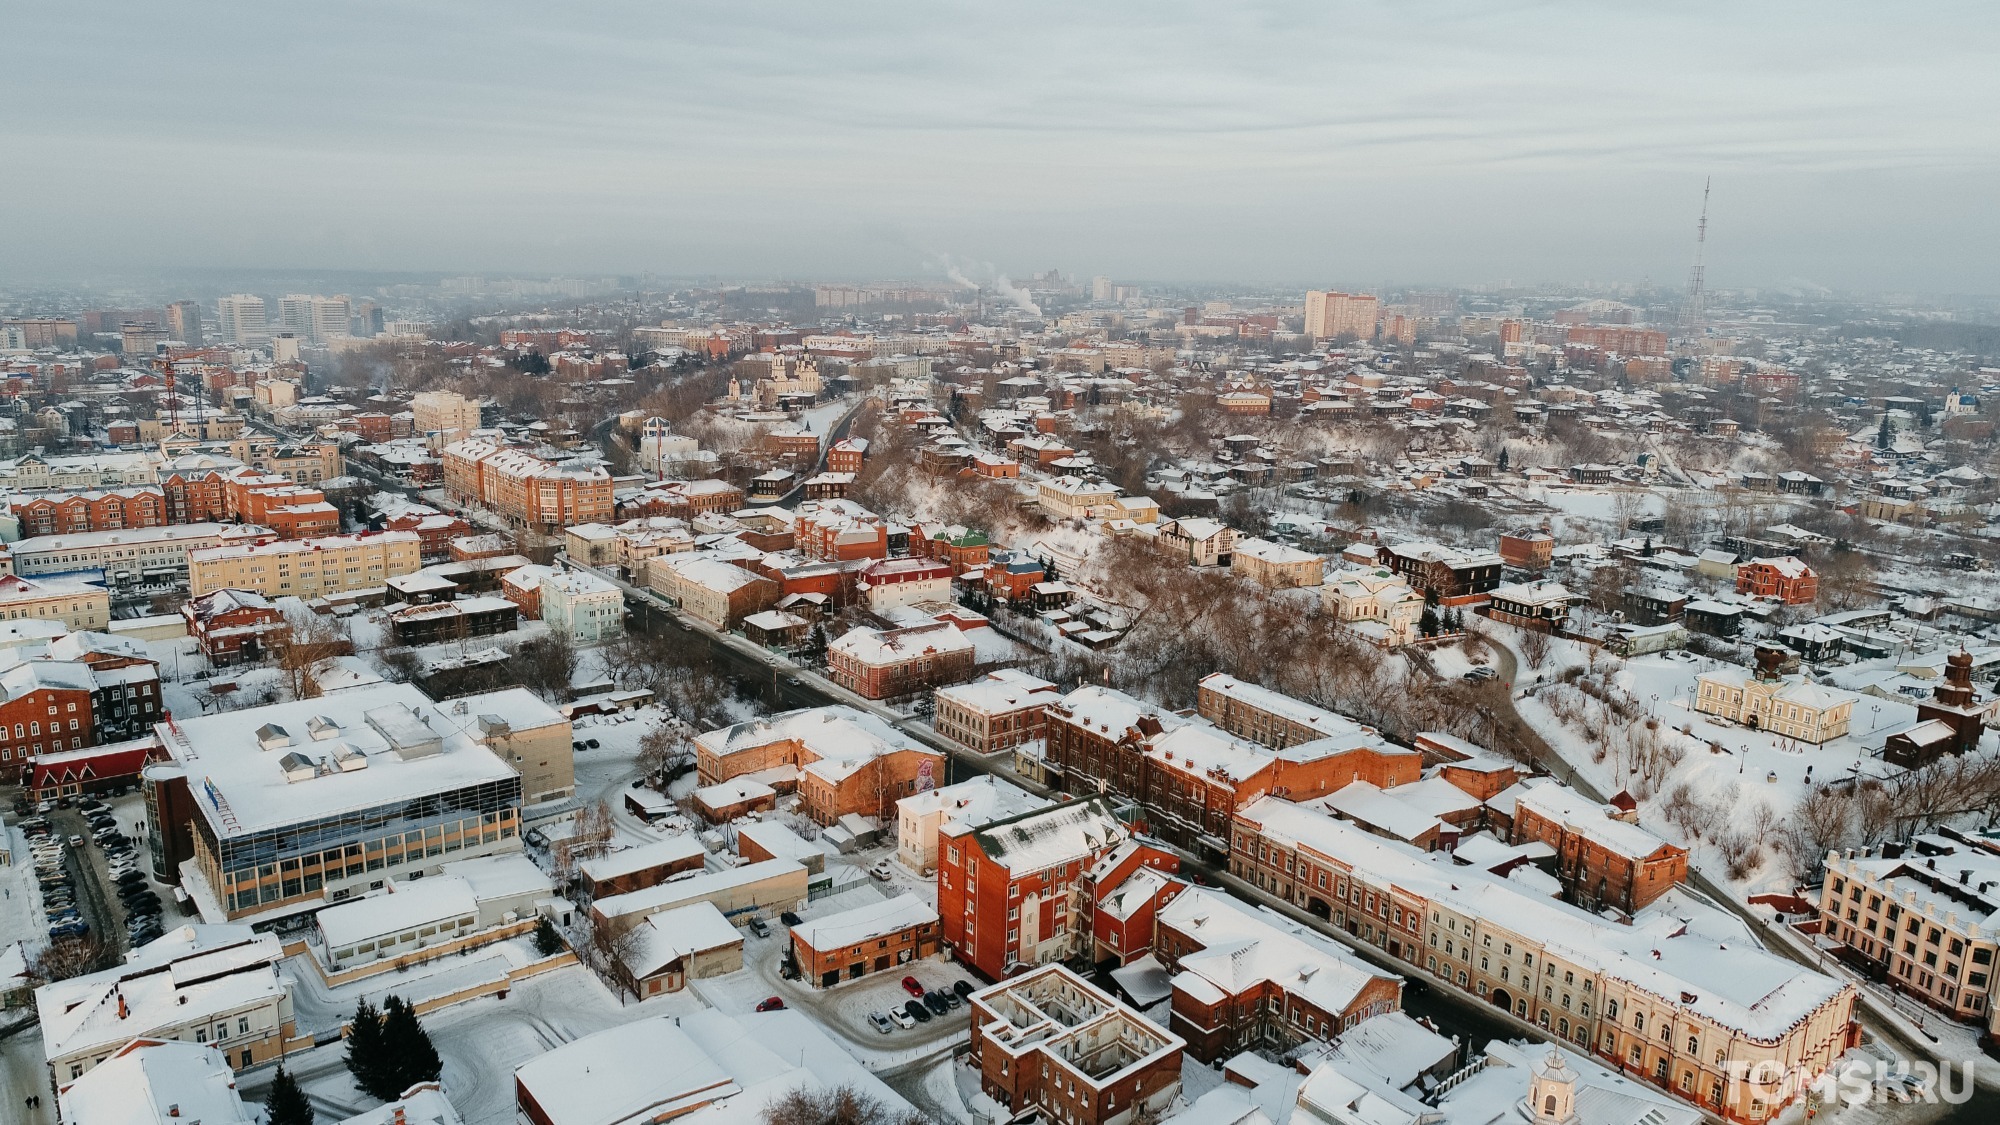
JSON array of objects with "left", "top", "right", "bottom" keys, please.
[
  {"left": 888, "top": 1006, "right": 915, "bottom": 1029},
  {"left": 868, "top": 861, "right": 894, "bottom": 882}
]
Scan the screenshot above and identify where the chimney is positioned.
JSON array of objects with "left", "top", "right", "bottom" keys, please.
[
  {"left": 117, "top": 988, "right": 128, "bottom": 1020},
  {"left": 394, "top": 1108, "right": 406, "bottom": 1125},
  {"left": 168, "top": 1106, "right": 180, "bottom": 1118}
]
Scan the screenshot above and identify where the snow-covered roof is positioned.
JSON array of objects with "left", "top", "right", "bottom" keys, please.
[
  {"left": 1160, "top": 886, "right": 1395, "bottom": 1017},
  {"left": 316, "top": 876, "right": 480, "bottom": 948},
  {"left": 57, "top": 1040, "right": 256, "bottom": 1125},
  {"left": 578, "top": 835, "right": 707, "bottom": 883},
  {"left": 1238, "top": 799, "right": 1850, "bottom": 1041},
  {"left": 160, "top": 683, "right": 521, "bottom": 838},
  {"left": 792, "top": 893, "right": 937, "bottom": 952},
  {"left": 964, "top": 797, "right": 1127, "bottom": 873},
  {"left": 38, "top": 926, "right": 286, "bottom": 1067},
  {"left": 622, "top": 902, "right": 743, "bottom": 979}
]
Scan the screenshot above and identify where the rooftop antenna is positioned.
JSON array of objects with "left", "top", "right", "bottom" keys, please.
[{"left": 1678, "top": 178, "right": 1710, "bottom": 355}]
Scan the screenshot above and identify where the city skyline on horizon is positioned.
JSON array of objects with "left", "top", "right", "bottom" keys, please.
[{"left": 4, "top": 3, "right": 1997, "bottom": 296}]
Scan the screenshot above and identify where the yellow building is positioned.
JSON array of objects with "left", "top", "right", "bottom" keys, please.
[
  {"left": 1230, "top": 537, "right": 1324, "bottom": 588},
  {"left": 0, "top": 574, "right": 110, "bottom": 631},
  {"left": 188, "top": 530, "right": 423, "bottom": 598},
  {"left": 1694, "top": 664, "right": 1855, "bottom": 744}
]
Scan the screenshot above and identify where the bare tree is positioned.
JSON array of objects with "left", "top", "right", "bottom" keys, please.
[
  {"left": 31, "top": 934, "right": 109, "bottom": 982},
  {"left": 1517, "top": 627, "right": 1553, "bottom": 672},
  {"left": 1780, "top": 785, "right": 1855, "bottom": 882},
  {"left": 274, "top": 609, "right": 354, "bottom": 700},
  {"left": 761, "top": 1084, "right": 928, "bottom": 1125},
  {"left": 516, "top": 630, "right": 580, "bottom": 703},
  {"left": 635, "top": 721, "right": 695, "bottom": 786}
]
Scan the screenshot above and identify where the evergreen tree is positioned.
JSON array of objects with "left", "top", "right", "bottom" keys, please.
[
  {"left": 1497, "top": 446, "right": 1510, "bottom": 471},
  {"left": 381, "top": 994, "right": 445, "bottom": 1096},
  {"left": 267, "top": 1063, "right": 315, "bottom": 1125},
  {"left": 532, "top": 916, "right": 565, "bottom": 957},
  {"left": 1876, "top": 414, "right": 1892, "bottom": 450},
  {"left": 1419, "top": 605, "right": 1440, "bottom": 638},
  {"left": 345, "top": 999, "right": 392, "bottom": 1101}
]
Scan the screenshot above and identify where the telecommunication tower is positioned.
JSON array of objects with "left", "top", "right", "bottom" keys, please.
[{"left": 1677, "top": 178, "right": 1711, "bottom": 353}]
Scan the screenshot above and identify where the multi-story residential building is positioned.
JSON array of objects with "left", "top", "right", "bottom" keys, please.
[
  {"left": 1485, "top": 580, "right": 1577, "bottom": 632},
  {"left": 187, "top": 529, "right": 423, "bottom": 598},
  {"left": 1230, "top": 536, "right": 1324, "bottom": 588},
  {"left": 896, "top": 775, "right": 1051, "bottom": 875},
  {"left": 145, "top": 683, "right": 527, "bottom": 918},
  {"left": 1230, "top": 798, "right": 1859, "bottom": 1124},
  {"left": 0, "top": 658, "right": 99, "bottom": 779},
  {"left": 412, "top": 390, "right": 484, "bottom": 447},
  {"left": 1510, "top": 781, "right": 1688, "bottom": 913},
  {"left": 1155, "top": 517, "right": 1236, "bottom": 567},
  {"left": 166, "top": 299, "right": 203, "bottom": 344},
  {"left": 36, "top": 926, "right": 294, "bottom": 1089},
  {"left": 441, "top": 440, "right": 614, "bottom": 533},
  {"left": 1386, "top": 541, "right": 1505, "bottom": 603},
  {"left": 792, "top": 498, "right": 889, "bottom": 560},
  {"left": 1044, "top": 681, "right": 1419, "bottom": 854},
  {"left": 645, "top": 554, "right": 779, "bottom": 628},
  {"left": 182, "top": 588, "right": 288, "bottom": 665},
  {"left": 966, "top": 966, "right": 1184, "bottom": 1125},
  {"left": 536, "top": 567, "right": 623, "bottom": 643},
  {"left": 0, "top": 486, "right": 169, "bottom": 540},
  {"left": 1154, "top": 886, "right": 1402, "bottom": 1062},
  {"left": 226, "top": 437, "right": 343, "bottom": 485},
  {"left": 932, "top": 669, "right": 1060, "bottom": 754},
  {"left": 1499, "top": 528, "right": 1556, "bottom": 571},
  {"left": 789, "top": 893, "right": 939, "bottom": 988},
  {"left": 0, "top": 574, "right": 110, "bottom": 632},
  {"left": 828, "top": 621, "right": 977, "bottom": 699},
  {"left": 0, "top": 522, "right": 271, "bottom": 581},
  {"left": 938, "top": 797, "right": 1142, "bottom": 979},
  {"left": 1817, "top": 829, "right": 2000, "bottom": 1027},
  {"left": 1305, "top": 291, "right": 1381, "bottom": 340},
  {"left": 1736, "top": 557, "right": 1818, "bottom": 604},
  {"left": 1036, "top": 476, "right": 1120, "bottom": 522},
  {"left": 694, "top": 705, "right": 943, "bottom": 825},
  {"left": 1322, "top": 566, "right": 1424, "bottom": 645},
  {"left": 857, "top": 555, "right": 953, "bottom": 613},
  {"left": 215, "top": 295, "right": 269, "bottom": 344},
  {"left": 1694, "top": 649, "right": 1855, "bottom": 744}
]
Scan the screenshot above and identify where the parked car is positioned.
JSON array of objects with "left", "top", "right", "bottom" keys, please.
[
  {"left": 67, "top": 835, "right": 84, "bottom": 847},
  {"left": 868, "top": 861, "right": 894, "bottom": 882},
  {"left": 888, "top": 1006, "right": 915, "bottom": 1029},
  {"left": 953, "top": 979, "right": 975, "bottom": 999},
  {"left": 903, "top": 999, "right": 931, "bottom": 1024},
  {"left": 924, "top": 990, "right": 949, "bottom": 1015},
  {"left": 780, "top": 911, "right": 802, "bottom": 927},
  {"left": 868, "top": 1011, "right": 895, "bottom": 1034},
  {"left": 747, "top": 918, "right": 771, "bottom": 938},
  {"left": 900, "top": 975, "right": 925, "bottom": 997},
  {"left": 754, "top": 996, "right": 785, "bottom": 1012}
]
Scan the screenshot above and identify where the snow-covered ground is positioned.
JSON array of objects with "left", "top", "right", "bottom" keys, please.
[{"left": 1515, "top": 647, "right": 1920, "bottom": 899}]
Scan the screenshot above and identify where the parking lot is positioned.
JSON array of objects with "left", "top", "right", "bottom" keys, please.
[
  {"left": 694, "top": 911, "right": 983, "bottom": 1056},
  {"left": 17, "top": 793, "right": 169, "bottom": 962}
]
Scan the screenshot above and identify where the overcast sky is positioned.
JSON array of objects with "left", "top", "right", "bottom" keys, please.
[{"left": 5, "top": 2, "right": 1996, "bottom": 293}]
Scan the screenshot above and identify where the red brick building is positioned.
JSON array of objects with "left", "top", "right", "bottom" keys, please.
[
  {"left": 6, "top": 487, "right": 168, "bottom": 538},
  {"left": 825, "top": 437, "right": 868, "bottom": 473},
  {"left": 1509, "top": 783, "right": 1689, "bottom": 913},
  {"left": 914, "top": 524, "right": 991, "bottom": 575},
  {"left": 966, "top": 966, "right": 1184, "bottom": 1125},
  {"left": 182, "top": 588, "right": 287, "bottom": 666},
  {"left": 1736, "top": 556, "right": 1818, "bottom": 604},
  {"left": 938, "top": 797, "right": 1134, "bottom": 980},
  {"left": 159, "top": 466, "right": 232, "bottom": 523},
  {"left": 828, "top": 622, "right": 977, "bottom": 700},
  {"left": 384, "top": 506, "right": 474, "bottom": 561},
  {"left": 789, "top": 893, "right": 939, "bottom": 988},
  {"left": 0, "top": 661, "right": 98, "bottom": 780},
  {"left": 1079, "top": 840, "right": 1186, "bottom": 967},
  {"left": 1153, "top": 886, "right": 1402, "bottom": 1062},
  {"left": 693, "top": 705, "right": 944, "bottom": 826},
  {"left": 793, "top": 499, "right": 889, "bottom": 561}
]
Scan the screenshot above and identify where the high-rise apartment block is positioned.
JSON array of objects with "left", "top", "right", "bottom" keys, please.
[
  {"left": 166, "top": 300, "right": 203, "bottom": 345},
  {"left": 215, "top": 295, "right": 269, "bottom": 344},
  {"left": 1304, "top": 290, "right": 1381, "bottom": 340}
]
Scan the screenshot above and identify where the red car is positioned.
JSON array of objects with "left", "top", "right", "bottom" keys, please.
[
  {"left": 755, "top": 996, "right": 785, "bottom": 1012},
  {"left": 900, "top": 975, "right": 925, "bottom": 997}
]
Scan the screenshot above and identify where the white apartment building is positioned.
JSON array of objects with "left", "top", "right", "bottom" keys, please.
[{"left": 215, "top": 295, "right": 269, "bottom": 345}]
